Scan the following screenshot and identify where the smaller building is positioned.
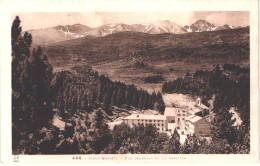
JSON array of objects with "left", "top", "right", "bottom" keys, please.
[
  {"left": 196, "top": 97, "right": 202, "bottom": 106},
  {"left": 185, "top": 113, "right": 214, "bottom": 137},
  {"left": 164, "top": 107, "right": 176, "bottom": 123}
]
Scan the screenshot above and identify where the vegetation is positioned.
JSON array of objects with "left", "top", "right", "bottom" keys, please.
[
  {"left": 54, "top": 66, "right": 166, "bottom": 116},
  {"left": 44, "top": 27, "right": 249, "bottom": 92},
  {"left": 162, "top": 64, "right": 250, "bottom": 153},
  {"left": 12, "top": 16, "right": 250, "bottom": 155},
  {"left": 12, "top": 16, "right": 54, "bottom": 154},
  {"left": 144, "top": 75, "right": 165, "bottom": 83},
  {"left": 162, "top": 64, "right": 249, "bottom": 123}
]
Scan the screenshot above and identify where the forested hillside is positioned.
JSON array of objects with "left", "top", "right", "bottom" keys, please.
[
  {"left": 162, "top": 64, "right": 249, "bottom": 124},
  {"left": 54, "top": 66, "right": 166, "bottom": 118},
  {"left": 162, "top": 64, "right": 250, "bottom": 153}
]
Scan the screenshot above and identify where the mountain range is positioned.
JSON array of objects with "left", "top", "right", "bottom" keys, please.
[{"left": 26, "top": 19, "right": 243, "bottom": 46}]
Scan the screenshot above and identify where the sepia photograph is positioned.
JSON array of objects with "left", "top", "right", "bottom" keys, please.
[{"left": 0, "top": 0, "right": 259, "bottom": 164}]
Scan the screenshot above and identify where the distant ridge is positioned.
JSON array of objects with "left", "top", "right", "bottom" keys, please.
[{"left": 26, "top": 19, "right": 244, "bottom": 46}]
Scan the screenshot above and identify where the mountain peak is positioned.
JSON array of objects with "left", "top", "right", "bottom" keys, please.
[
  {"left": 196, "top": 19, "right": 207, "bottom": 23},
  {"left": 186, "top": 19, "right": 216, "bottom": 32},
  {"left": 159, "top": 20, "right": 171, "bottom": 23},
  {"left": 194, "top": 19, "right": 214, "bottom": 26},
  {"left": 147, "top": 20, "right": 187, "bottom": 34}
]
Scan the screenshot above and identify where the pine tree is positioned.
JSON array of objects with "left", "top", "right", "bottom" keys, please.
[
  {"left": 167, "top": 129, "right": 181, "bottom": 153},
  {"left": 211, "top": 108, "right": 237, "bottom": 146},
  {"left": 183, "top": 134, "right": 200, "bottom": 154},
  {"left": 154, "top": 92, "right": 165, "bottom": 114},
  {"left": 12, "top": 16, "right": 54, "bottom": 153}
]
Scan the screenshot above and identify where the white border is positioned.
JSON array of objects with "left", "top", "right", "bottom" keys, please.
[{"left": 0, "top": 0, "right": 258, "bottom": 164}]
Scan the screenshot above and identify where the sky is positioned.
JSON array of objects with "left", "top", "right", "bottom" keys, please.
[{"left": 13, "top": 11, "right": 249, "bottom": 31}]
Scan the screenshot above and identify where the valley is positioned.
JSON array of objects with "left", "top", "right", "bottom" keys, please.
[{"left": 44, "top": 27, "right": 249, "bottom": 92}]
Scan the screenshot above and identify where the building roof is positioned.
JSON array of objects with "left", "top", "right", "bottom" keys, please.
[
  {"left": 122, "top": 114, "right": 166, "bottom": 120},
  {"left": 187, "top": 115, "right": 202, "bottom": 123},
  {"left": 107, "top": 120, "right": 123, "bottom": 130},
  {"left": 187, "top": 107, "right": 202, "bottom": 114},
  {"left": 186, "top": 114, "right": 196, "bottom": 121}
]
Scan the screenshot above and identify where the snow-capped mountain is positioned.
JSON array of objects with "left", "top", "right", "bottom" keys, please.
[
  {"left": 27, "top": 24, "right": 93, "bottom": 45},
  {"left": 85, "top": 23, "right": 134, "bottom": 37},
  {"left": 27, "top": 19, "right": 240, "bottom": 45},
  {"left": 184, "top": 19, "right": 217, "bottom": 32},
  {"left": 215, "top": 24, "right": 235, "bottom": 31},
  {"left": 55, "top": 24, "right": 93, "bottom": 38},
  {"left": 144, "top": 20, "right": 187, "bottom": 34},
  {"left": 84, "top": 20, "right": 187, "bottom": 37},
  {"left": 184, "top": 20, "right": 237, "bottom": 32}
]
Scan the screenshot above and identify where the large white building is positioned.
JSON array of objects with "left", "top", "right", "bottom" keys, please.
[
  {"left": 122, "top": 114, "right": 167, "bottom": 132},
  {"left": 107, "top": 97, "right": 214, "bottom": 143}
]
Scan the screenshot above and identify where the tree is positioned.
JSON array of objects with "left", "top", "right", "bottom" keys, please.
[
  {"left": 231, "top": 125, "right": 250, "bottom": 154},
  {"left": 211, "top": 108, "right": 237, "bottom": 146},
  {"left": 104, "top": 123, "right": 132, "bottom": 153},
  {"left": 154, "top": 92, "right": 165, "bottom": 114},
  {"left": 183, "top": 134, "right": 200, "bottom": 154},
  {"left": 167, "top": 129, "right": 181, "bottom": 153},
  {"left": 92, "top": 110, "right": 112, "bottom": 153},
  {"left": 28, "top": 46, "right": 54, "bottom": 130},
  {"left": 153, "top": 132, "right": 169, "bottom": 153},
  {"left": 12, "top": 16, "right": 54, "bottom": 154}
]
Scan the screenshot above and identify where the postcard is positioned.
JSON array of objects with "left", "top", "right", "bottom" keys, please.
[{"left": 0, "top": 0, "right": 258, "bottom": 164}]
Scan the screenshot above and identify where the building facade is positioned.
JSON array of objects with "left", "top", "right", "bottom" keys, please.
[
  {"left": 122, "top": 114, "right": 167, "bottom": 132},
  {"left": 118, "top": 97, "right": 213, "bottom": 141}
]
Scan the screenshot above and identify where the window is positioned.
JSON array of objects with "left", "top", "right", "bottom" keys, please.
[
  {"left": 181, "top": 131, "right": 184, "bottom": 135},
  {"left": 183, "top": 110, "right": 185, "bottom": 113},
  {"left": 149, "top": 120, "right": 152, "bottom": 122},
  {"left": 182, "top": 118, "right": 185, "bottom": 120},
  {"left": 162, "top": 124, "right": 164, "bottom": 126},
  {"left": 138, "top": 119, "right": 140, "bottom": 122},
  {"left": 142, "top": 120, "right": 144, "bottom": 122},
  {"left": 178, "top": 110, "right": 180, "bottom": 113},
  {"left": 158, "top": 124, "right": 160, "bottom": 126},
  {"left": 154, "top": 120, "right": 156, "bottom": 122},
  {"left": 138, "top": 123, "right": 140, "bottom": 125},
  {"left": 177, "top": 114, "right": 181, "bottom": 116},
  {"left": 177, "top": 127, "right": 180, "bottom": 129},
  {"left": 145, "top": 120, "right": 147, "bottom": 122},
  {"left": 182, "top": 114, "right": 185, "bottom": 116}
]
